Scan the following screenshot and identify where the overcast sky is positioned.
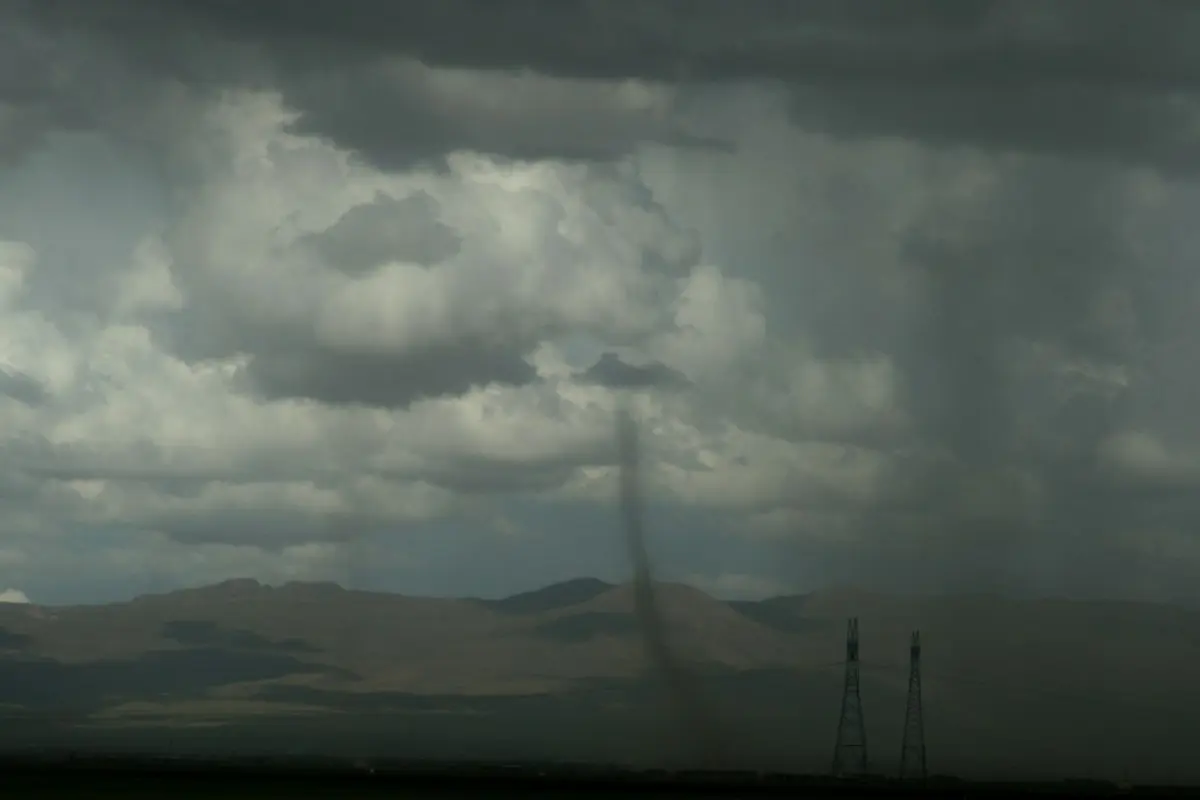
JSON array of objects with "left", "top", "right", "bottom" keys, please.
[{"left": 2, "top": 0, "right": 1200, "bottom": 605}]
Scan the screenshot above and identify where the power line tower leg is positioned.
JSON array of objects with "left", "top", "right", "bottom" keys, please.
[
  {"left": 831, "top": 617, "right": 868, "bottom": 777},
  {"left": 900, "top": 630, "right": 927, "bottom": 781}
]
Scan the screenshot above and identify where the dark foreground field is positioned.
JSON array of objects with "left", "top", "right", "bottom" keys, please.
[{"left": 0, "top": 752, "right": 1190, "bottom": 800}]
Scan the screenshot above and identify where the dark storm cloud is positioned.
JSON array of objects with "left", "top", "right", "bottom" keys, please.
[
  {"left": 277, "top": 61, "right": 722, "bottom": 171},
  {"left": 814, "top": 457, "right": 1200, "bottom": 602},
  {"left": 22, "top": 444, "right": 332, "bottom": 487},
  {"left": 12, "top": 0, "right": 1200, "bottom": 169},
  {"left": 367, "top": 424, "right": 617, "bottom": 495},
  {"left": 384, "top": 455, "right": 604, "bottom": 496},
  {"left": 790, "top": 84, "right": 1200, "bottom": 174},
  {"left": 0, "top": 9, "right": 91, "bottom": 162},
  {"left": 154, "top": 274, "right": 540, "bottom": 411},
  {"left": 239, "top": 342, "right": 537, "bottom": 409},
  {"left": 134, "top": 507, "right": 378, "bottom": 549},
  {"left": 577, "top": 353, "right": 690, "bottom": 391},
  {"left": 5, "top": 1, "right": 719, "bottom": 170},
  {"left": 411, "top": 462, "right": 581, "bottom": 495},
  {"left": 901, "top": 159, "right": 1139, "bottom": 466},
  {"left": 302, "top": 191, "right": 461, "bottom": 274},
  {"left": 0, "top": 367, "right": 48, "bottom": 406},
  {"left": 797, "top": 149, "right": 1200, "bottom": 600},
  {"left": 48, "top": 0, "right": 1199, "bottom": 89}
]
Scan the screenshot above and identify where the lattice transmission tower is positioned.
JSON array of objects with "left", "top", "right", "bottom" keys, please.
[
  {"left": 899, "top": 630, "right": 927, "bottom": 781},
  {"left": 831, "top": 617, "right": 868, "bottom": 777}
]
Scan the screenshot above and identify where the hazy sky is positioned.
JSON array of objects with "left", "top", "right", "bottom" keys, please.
[{"left": 2, "top": 0, "right": 1200, "bottom": 605}]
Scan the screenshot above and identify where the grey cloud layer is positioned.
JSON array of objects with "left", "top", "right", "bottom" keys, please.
[
  {"left": 12, "top": 0, "right": 1200, "bottom": 171},
  {"left": 1, "top": 0, "right": 1199, "bottom": 603}
]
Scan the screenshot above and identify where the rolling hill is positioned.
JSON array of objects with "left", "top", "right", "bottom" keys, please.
[{"left": 1, "top": 578, "right": 1200, "bottom": 782}]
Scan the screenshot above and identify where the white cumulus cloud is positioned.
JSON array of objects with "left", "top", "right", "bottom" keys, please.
[{"left": 0, "top": 588, "right": 30, "bottom": 604}]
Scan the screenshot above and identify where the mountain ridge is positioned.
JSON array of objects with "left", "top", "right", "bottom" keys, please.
[
  {"left": 3, "top": 576, "right": 1200, "bottom": 780},
  {"left": 9, "top": 575, "right": 1200, "bottom": 616}
]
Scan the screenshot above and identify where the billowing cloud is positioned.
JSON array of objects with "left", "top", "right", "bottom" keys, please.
[
  {"left": 576, "top": 353, "right": 690, "bottom": 391},
  {"left": 0, "top": 588, "right": 29, "bottom": 604},
  {"left": 0, "top": 1, "right": 1198, "bottom": 606}
]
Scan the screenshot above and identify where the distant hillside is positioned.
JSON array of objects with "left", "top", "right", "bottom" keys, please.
[
  {"left": 475, "top": 577, "right": 614, "bottom": 614},
  {"left": 1, "top": 578, "right": 1200, "bottom": 782}
]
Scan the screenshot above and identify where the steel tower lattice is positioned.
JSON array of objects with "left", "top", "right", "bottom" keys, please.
[
  {"left": 899, "top": 630, "right": 927, "bottom": 781},
  {"left": 831, "top": 617, "right": 868, "bottom": 777}
]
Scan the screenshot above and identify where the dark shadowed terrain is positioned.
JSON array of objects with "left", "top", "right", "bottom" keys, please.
[{"left": 1, "top": 578, "right": 1199, "bottom": 784}]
